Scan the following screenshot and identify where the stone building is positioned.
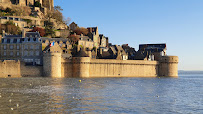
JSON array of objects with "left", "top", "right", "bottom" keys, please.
[
  {"left": 115, "top": 45, "right": 128, "bottom": 60},
  {"left": 0, "top": 35, "right": 23, "bottom": 60},
  {"left": 22, "top": 32, "right": 42, "bottom": 65},
  {"left": 0, "top": 16, "right": 27, "bottom": 30},
  {"left": 122, "top": 44, "right": 136, "bottom": 60},
  {"left": 99, "top": 34, "right": 108, "bottom": 48},
  {"left": 69, "top": 22, "right": 78, "bottom": 31},
  {"left": 135, "top": 43, "right": 167, "bottom": 60},
  {"left": 78, "top": 34, "right": 94, "bottom": 50},
  {"left": 87, "top": 27, "right": 100, "bottom": 48},
  {"left": 0, "top": 0, "right": 54, "bottom": 10},
  {"left": 0, "top": 32, "right": 43, "bottom": 65},
  {"left": 41, "top": 37, "right": 72, "bottom": 51},
  {"left": 97, "top": 45, "right": 128, "bottom": 60}
]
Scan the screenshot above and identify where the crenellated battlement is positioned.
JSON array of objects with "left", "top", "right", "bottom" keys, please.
[
  {"left": 158, "top": 56, "right": 179, "bottom": 77},
  {"left": 0, "top": 60, "right": 20, "bottom": 64},
  {"left": 159, "top": 56, "right": 179, "bottom": 63},
  {"left": 0, "top": 54, "right": 179, "bottom": 78}
]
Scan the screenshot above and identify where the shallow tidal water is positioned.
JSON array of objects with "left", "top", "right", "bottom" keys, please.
[{"left": 0, "top": 75, "right": 202, "bottom": 113}]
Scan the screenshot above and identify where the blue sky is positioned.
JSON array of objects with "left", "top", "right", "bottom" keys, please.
[{"left": 55, "top": 0, "right": 203, "bottom": 71}]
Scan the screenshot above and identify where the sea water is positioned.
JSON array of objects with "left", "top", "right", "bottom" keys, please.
[{"left": 0, "top": 75, "right": 202, "bottom": 113}]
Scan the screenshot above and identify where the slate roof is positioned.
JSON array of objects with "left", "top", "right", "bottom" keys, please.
[
  {"left": 41, "top": 37, "right": 70, "bottom": 42},
  {"left": 97, "top": 51, "right": 113, "bottom": 59},
  {"left": 75, "top": 49, "right": 89, "bottom": 57},
  {"left": 25, "top": 32, "right": 41, "bottom": 38},
  {"left": 139, "top": 43, "right": 166, "bottom": 52}
]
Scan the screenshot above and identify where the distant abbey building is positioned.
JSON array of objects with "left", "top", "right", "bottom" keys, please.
[{"left": 0, "top": 0, "right": 54, "bottom": 10}]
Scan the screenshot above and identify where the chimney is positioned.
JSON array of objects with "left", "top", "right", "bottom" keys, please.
[
  {"left": 100, "top": 48, "right": 103, "bottom": 55},
  {"left": 22, "top": 29, "right": 26, "bottom": 38},
  {"left": 2, "top": 30, "right": 5, "bottom": 37}
]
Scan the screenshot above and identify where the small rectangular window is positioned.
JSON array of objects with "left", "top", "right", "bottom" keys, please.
[
  {"left": 4, "top": 45, "right": 7, "bottom": 49},
  {"left": 30, "top": 45, "right": 33, "bottom": 49},
  {"left": 10, "top": 52, "right": 13, "bottom": 56},
  {"left": 24, "top": 45, "right": 28, "bottom": 49},
  {"left": 10, "top": 45, "right": 14, "bottom": 50},
  {"left": 17, "top": 39, "right": 20, "bottom": 43},
  {"left": 17, "top": 45, "right": 20, "bottom": 50},
  {"left": 36, "top": 51, "right": 39, "bottom": 56},
  {"left": 24, "top": 51, "right": 28, "bottom": 56},
  {"left": 17, "top": 52, "right": 20, "bottom": 56},
  {"left": 4, "top": 51, "right": 6, "bottom": 56},
  {"left": 30, "top": 51, "right": 33, "bottom": 56}
]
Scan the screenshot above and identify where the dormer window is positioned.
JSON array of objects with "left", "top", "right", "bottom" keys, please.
[
  {"left": 10, "top": 39, "right": 14, "bottom": 43},
  {"left": 17, "top": 39, "right": 20, "bottom": 43},
  {"left": 4, "top": 39, "right": 7, "bottom": 43}
]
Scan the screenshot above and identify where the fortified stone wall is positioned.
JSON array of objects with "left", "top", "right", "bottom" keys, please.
[
  {"left": 20, "top": 64, "right": 43, "bottom": 77},
  {"left": 0, "top": 60, "right": 43, "bottom": 77},
  {"left": 89, "top": 59, "right": 158, "bottom": 77},
  {"left": 61, "top": 57, "right": 159, "bottom": 78},
  {"left": 158, "top": 56, "right": 179, "bottom": 77},
  {"left": 0, "top": 55, "right": 178, "bottom": 78},
  {"left": 61, "top": 58, "right": 72, "bottom": 77},
  {"left": 0, "top": 60, "right": 21, "bottom": 78}
]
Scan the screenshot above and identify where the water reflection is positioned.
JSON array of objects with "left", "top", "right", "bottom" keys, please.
[{"left": 0, "top": 77, "right": 202, "bottom": 113}]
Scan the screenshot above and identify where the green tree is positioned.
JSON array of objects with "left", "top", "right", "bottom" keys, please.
[
  {"left": 23, "top": 19, "right": 32, "bottom": 25},
  {"left": 44, "top": 21, "right": 55, "bottom": 37},
  {"left": 4, "top": 21, "right": 21, "bottom": 35},
  {"left": 5, "top": 8, "right": 12, "bottom": 13},
  {"left": 34, "top": 1, "right": 41, "bottom": 7}
]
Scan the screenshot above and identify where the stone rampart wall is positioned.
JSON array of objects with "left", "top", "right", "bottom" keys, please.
[
  {"left": 0, "top": 60, "right": 43, "bottom": 78},
  {"left": 20, "top": 64, "right": 43, "bottom": 77},
  {"left": 89, "top": 59, "right": 158, "bottom": 78},
  {"left": 0, "top": 60, "right": 21, "bottom": 78},
  {"left": 61, "top": 58, "right": 72, "bottom": 77},
  {"left": 0, "top": 56, "right": 178, "bottom": 78},
  {"left": 62, "top": 58, "right": 159, "bottom": 78}
]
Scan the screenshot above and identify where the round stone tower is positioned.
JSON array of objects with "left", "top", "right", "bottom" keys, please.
[
  {"left": 72, "top": 57, "right": 90, "bottom": 78},
  {"left": 43, "top": 52, "right": 62, "bottom": 77},
  {"left": 158, "top": 56, "right": 179, "bottom": 77}
]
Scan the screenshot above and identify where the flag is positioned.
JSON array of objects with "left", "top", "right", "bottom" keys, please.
[{"left": 50, "top": 42, "right": 55, "bottom": 47}]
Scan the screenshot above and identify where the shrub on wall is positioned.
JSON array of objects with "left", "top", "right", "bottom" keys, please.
[
  {"left": 30, "top": 27, "right": 46, "bottom": 37},
  {"left": 2, "top": 21, "right": 22, "bottom": 35},
  {"left": 73, "top": 27, "right": 89, "bottom": 35},
  {"left": 34, "top": 1, "right": 41, "bottom": 7}
]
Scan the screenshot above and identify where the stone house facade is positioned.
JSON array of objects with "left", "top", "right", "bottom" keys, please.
[{"left": 0, "top": 32, "right": 42, "bottom": 65}]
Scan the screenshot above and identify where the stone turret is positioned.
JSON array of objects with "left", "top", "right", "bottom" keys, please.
[
  {"left": 43, "top": 52, "right": 62, "bottom": 77},
  {"left": 158, "top": 56, "right": 179, "bottom": 77},
  {"left": 72, "top": 49, "right": 90, "bottom": 78}
]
